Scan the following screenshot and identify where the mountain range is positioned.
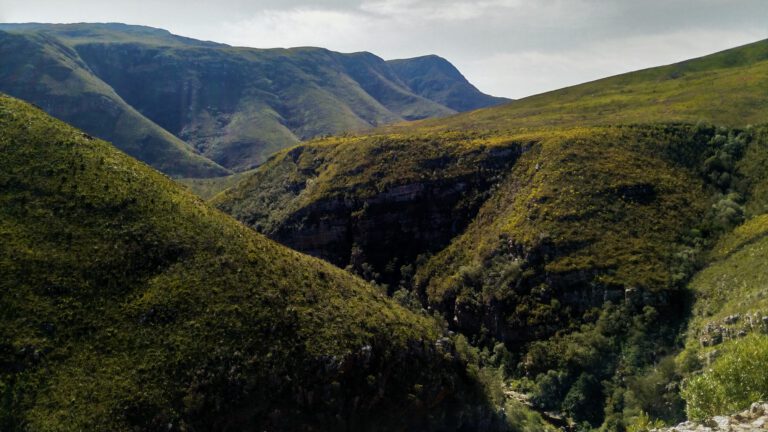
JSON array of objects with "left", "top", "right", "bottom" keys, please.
[
  {"left": 0, "top": 23, "right": 506, "bottom": 176},
  {"left": 2, "top": 21, "right": 768, "bottom": 431}
]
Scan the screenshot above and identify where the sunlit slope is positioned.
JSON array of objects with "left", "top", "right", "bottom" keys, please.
[
  {"left": 214, "top": 122, "right": 768, "bottom": 427},
  {"left": 401, "top": 39, "right": 768, "bottom": 132},
  {"left": 0, "top": 94, "right": 502, "bottom": 431}
]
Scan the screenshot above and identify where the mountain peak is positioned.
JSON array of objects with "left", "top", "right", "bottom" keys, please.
[{"left": 388, "top": 54, "right": 510, "bottom": 112}]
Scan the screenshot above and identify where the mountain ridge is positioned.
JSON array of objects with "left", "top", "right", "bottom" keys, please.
[
  {"left": 0, "top": 22, "right": 506, "bottom": 174},
  {"left": 0, "top": 29, "right": 230, "bottom": 178}
]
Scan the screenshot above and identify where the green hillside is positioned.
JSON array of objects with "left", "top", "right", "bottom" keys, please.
[
  {"left": 0, "top": 23, "right": 505, "bottom": 172},
  {"left": 0, "top": 94, "right": 561, "bottom": 431},
  {"left": 0, "top": 30, "right": 228, "bottom": 178},
  {"left": 214, "top": 102, "right": 768, "bottom": 428},
  {"left": 71, "top": 44, "right": 452, "bottom": 171},
  {"left": 399, "top": 39, "right": 768, "bottom": 132},
  {"left": 675, "top": 129, "right": 768, "bottom": 419},
  {"left": 212, "top": 131, "right": 527, "bottom": 279}
]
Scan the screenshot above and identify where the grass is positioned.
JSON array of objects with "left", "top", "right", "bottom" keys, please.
[
  {"left": 395, "top": 39, "right": 768, "bottom": 132},
  {"left": 0, "top": 94, "right": 539, "bottom": 431}
]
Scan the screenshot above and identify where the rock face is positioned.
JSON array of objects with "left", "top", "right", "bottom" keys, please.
[
  {"left": 214, "top": 134, "right": 528, "bottom": 287},
  {"left": 698, "top": 313, "right": 768, "bottom": 348},
  {"left": 653, "top": 402, "right": 768, "bottom": 431},
  {"left": 273, "top": 174, "right": 503, "bottom": 285}
]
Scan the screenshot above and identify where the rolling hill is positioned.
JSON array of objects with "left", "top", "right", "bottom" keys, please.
[
  {"left": 0, "top": 93, "right": 560, "bottom": 431},
  {"left": 397, "top": 38, "right": 768, "bottom": 132},
  {"left": 0, "top": 23, "right": 507, "bottom": 173}
]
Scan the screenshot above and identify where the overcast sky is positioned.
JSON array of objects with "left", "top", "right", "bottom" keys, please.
[{"left": 1, "top": 0, "right": 766, "bottom": 98}]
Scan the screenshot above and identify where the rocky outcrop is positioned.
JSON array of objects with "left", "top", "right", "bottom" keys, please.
[
  {"left": 653, "top": 402, "right": 768, "bottom": 431},
  {"left": 698, "top": 313, "right": 768, "bottom": 348},
  {"left": 274, "top": 176, "right": 507, "bottom": 286}
]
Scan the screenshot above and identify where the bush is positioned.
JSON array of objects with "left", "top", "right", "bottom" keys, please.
[{"left": 681, "top": 334, "right": 768, "bottom": 420}]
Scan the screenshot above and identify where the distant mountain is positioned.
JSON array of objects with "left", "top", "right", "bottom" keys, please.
[
  {"left": 388, "top": 55, "right": 509, "bottom": 112},
  {"left": 0, "top": 93, "right": 555, "bottom": 431},
  {"left": 0, "top": 23, "right": 506, "bottom": 173},
  {"left": 0, "top": 30, "right": 228, "bottom": 178}
]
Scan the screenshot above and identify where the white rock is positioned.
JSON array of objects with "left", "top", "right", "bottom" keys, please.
[{"left": 713, "top": 415, "right": 731, "bottom": 429}]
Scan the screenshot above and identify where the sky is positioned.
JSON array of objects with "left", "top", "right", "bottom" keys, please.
[{"left": 1, "top": 0, "right": 766, "bottom": 98}]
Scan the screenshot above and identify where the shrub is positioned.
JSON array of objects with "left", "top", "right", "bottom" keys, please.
[{"left": 681, "top": 334, "right": 768, "bottom": 420}]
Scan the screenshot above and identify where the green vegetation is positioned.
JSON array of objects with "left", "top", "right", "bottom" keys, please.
[
  {"left": 681, "top": 334, "right": 768, "bottom": 420},
  {"left": 675, "top": 195, "right": 768, "bottom": 421},
  {"left": 398, "top": 39, "right": 768, "bottom": 132},
  {"left": 0, "top": 30, "right": 229, "bottom": 178},
  {"left": 4, "top": 24, "right": 768, "bottom": 430},
  {"left": 212, "top": 130, "right": 528, "bottom": 284},
  {"left": 179, "top": 34, "right": 768, "bottom": 429},
  {"left": 0, "top": 23, "right": 504, "bottom": 173},
  {"left": 216, "top": 114, "right": 768, "bottom": 428},
  {"left": 0, "top": 94, "right": 560, "bottom": 430}
]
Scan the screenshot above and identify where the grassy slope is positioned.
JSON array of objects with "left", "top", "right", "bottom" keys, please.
[
  {"left": 680, "top": 127, "right": 768, "bottom": 362},
  {"left": 686, "top": 214, "right": 768, "bottom": 345},
  {"left": 399, "top": 39, "right": 768, "bottom": 132},
  {"left": 678, "top": 204, "right": 768, "bottom": 419},
  {"left": 212, "top": 131, "right": 524, "bottom": 231},
  {"left": 211, "top": 131, "right": 530, "bottom": 281},
  {"left": 0, "top": 30, "right": 228, "bottom": 178},
  {"left": 0, "top": 94, "right": 523, "bottom": 431}
]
